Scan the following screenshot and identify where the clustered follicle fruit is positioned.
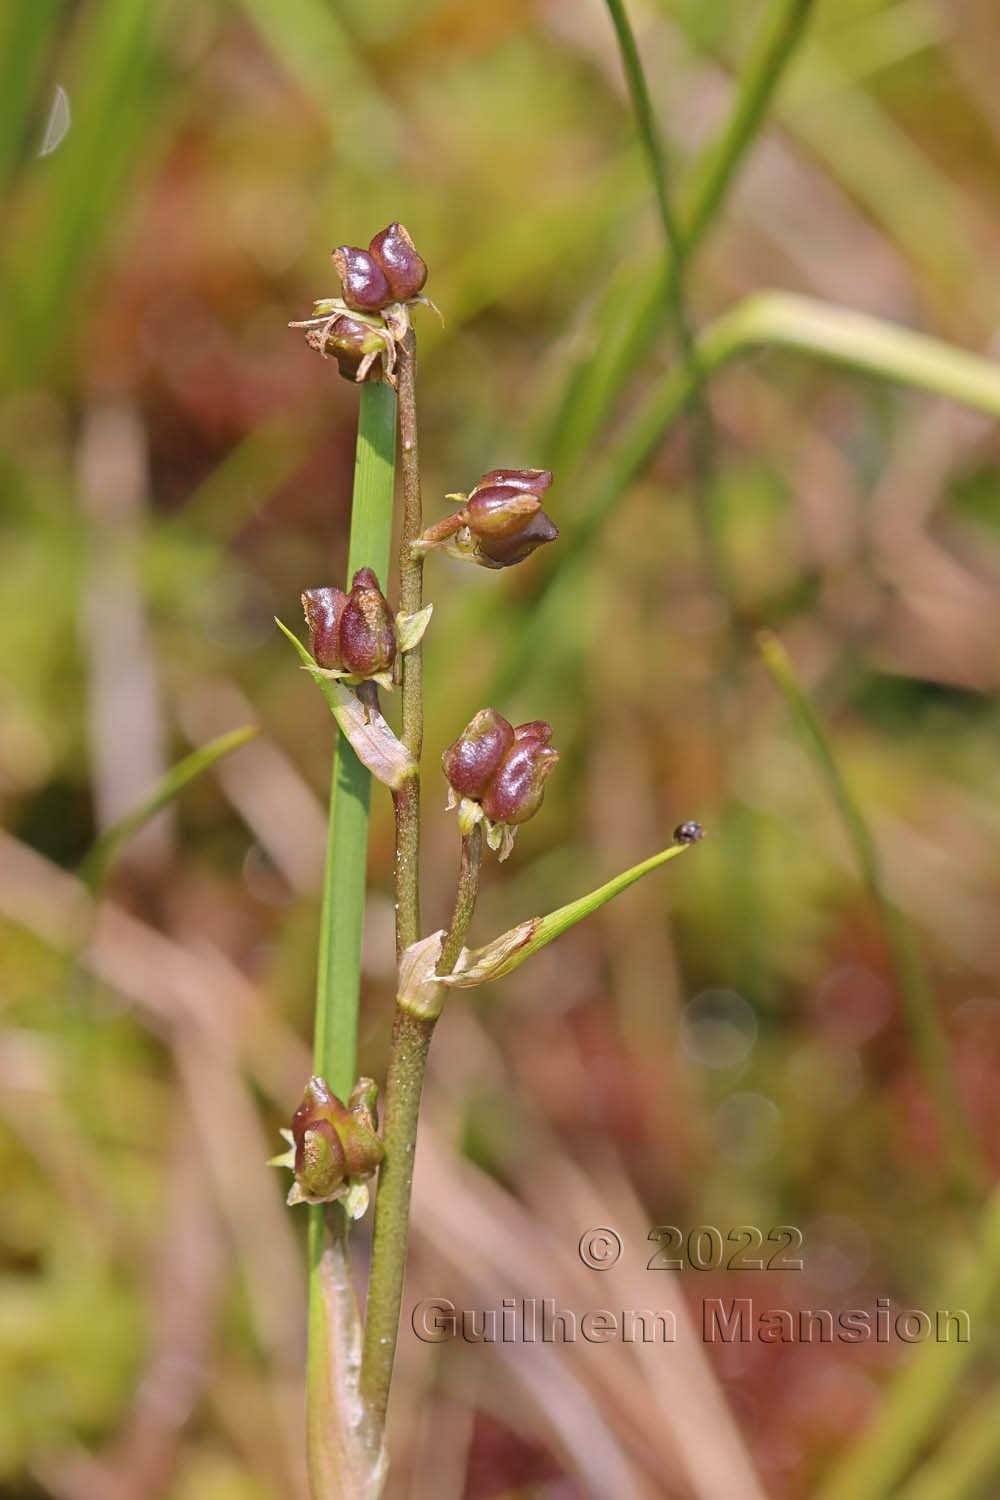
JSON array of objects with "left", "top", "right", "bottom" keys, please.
[
  {"left": 412, "top": 467, "right": 558, "bottom": 569},
  {"left": 271, "top": 1076, "right": 384, "bottom": 1219},
  {"left": 442, "top": 708, "right": 560, "bottom": 860},
  {"left": 300, "top": 566, "right": 432, "bottom": 695},
  {"left": 302, "top": 567, "right": 396, "bottom": 686},
  {"left": 279, "top": 223, "right": 705, "bottom": 1280},
  {"left": 288, "top": 221, "right": 434, "bottom": 384}
]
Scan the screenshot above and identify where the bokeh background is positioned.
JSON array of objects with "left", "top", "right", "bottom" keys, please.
[{"left": 2, "top": 1, "right": 999, "bottom": 1496}]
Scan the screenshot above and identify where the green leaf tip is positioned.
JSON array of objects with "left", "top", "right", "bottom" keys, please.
[
  {"left": 442, "top": 836, "right": 699, "bottom": 991},
  {"left": 80, "top": 724, "right": 258, "bottom": 889}
]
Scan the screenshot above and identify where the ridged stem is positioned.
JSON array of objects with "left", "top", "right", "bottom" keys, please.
[{"left": 360, "top": 825, "right": 483, "bottom": 1432}]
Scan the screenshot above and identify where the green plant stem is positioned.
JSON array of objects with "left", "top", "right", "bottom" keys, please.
[
  {"left": 392, "top": 327, "right": 424, "bottom": 956},
  {"left": 438, "top": 825, "right": 483, "bottom": 977},
  {"left": 307, "top": 377, "right": 396, "bottom": 1500},
  {"left": 493, "top": 289, "right": 1000, "bottom": 700},
  {"left": 546, "top": 0, "right": 816, "bottom": 473},
  {"left": 758, "top": 631, "right": 985, "bottom": 1201},
  {"left": 361, "top": 825, "right": 483, "bottom": 1431}
]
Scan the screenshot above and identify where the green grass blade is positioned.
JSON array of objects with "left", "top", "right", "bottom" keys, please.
[
  {"left": 2, "top": 0, "right": 171, "bottom": 380},
  {"left": 495, "top": 289, "right": 1000, "bottom": 701},
  {"left": 682, "top": 0, "right": 816, "bottom": 249},
  {"left": 79, "top": 725, "right": 257, "bottom": 890},
  {"left": 173, "top": 415, "right": 314, "bottom": 544},
  {"left": 816, "top": 1184, "right": 1000, "bottom": 1500},
  {"left": 758, "top": 631, "right": 985, "bottom": 1201},
  {"left": 0, "top": 0, "right": 66, "bottom": 198},
  {"left": 232, "top": 0, "right": 400, "bottom": 157},
  {"left": 603, "top": 0, "right": 684, "bottom": 257},
  {"left": 707, "top": 290, "right": 1000, "bottom": 413},
  {"left": 306, "top": 377, "right": 396, "bottom": 1500},
  {"left": 543, "top": 0, "right": 816, "bottom": 474},
  {"left": 313, "top": 377, "right": 397, "bottom": 1098},
  {"left": 893, "top": 1389, "right": 1000, "bottom": 1500},
  {"left": 602, "top": 0, "right": 724, "bottom": 600}
]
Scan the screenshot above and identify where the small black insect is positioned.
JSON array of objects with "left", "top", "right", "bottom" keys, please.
[{"left": 673, "top": 820, "right": 704, "bottom": 845}]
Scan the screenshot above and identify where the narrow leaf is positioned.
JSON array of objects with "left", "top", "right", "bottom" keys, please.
[
  {"left": 80, "top": 725, "right": 257, "bottom": 889},
  {"left": 443, "top": 841, "right": 695, "bottom": 989}
]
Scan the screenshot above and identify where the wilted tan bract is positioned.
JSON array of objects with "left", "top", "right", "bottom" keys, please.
[{"left": 275, "top": 617, "right": 415, "bottom": 789}]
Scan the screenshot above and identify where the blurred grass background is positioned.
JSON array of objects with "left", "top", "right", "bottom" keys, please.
[{"left": 2, "top": 0, "right": 1000, "bottom": 1496}]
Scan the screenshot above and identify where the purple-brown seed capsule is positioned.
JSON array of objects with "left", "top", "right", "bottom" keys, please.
[
  {"left": 474, "top": 468, "right": 552, "bottom": 496},
  {"left": 476, "top": 510, "right": 559, "bottom": 569},
  {"left": 481, "top": 735, "right": 559, "bottom": 825},
  {"left": 305, "top": 314, "right": 386, "bottom": 382},
  {"left": 442, "top": 708, "right": 515, "bottom": 801},
  {"left": 369, "top": 221, "right": 427, "bottom": 303},
  {"left": 288, "top": 1076, "right": 384, "bottom": 1205},
  {"left": 337, "top": 566, "right": 396, "bottom": 677},
  {"left": 302, "top": 586, "right": 347, "bottom": 670},
  {"left": 513, "top": 720, "right": 553, "bottom": 745},
  {"left": 332, "top": 245, "right": 392, "bottom": 313},
  {"left": 464, "top": 485, "right": 542, "bottom": 540},
  {"left": 302, "top": 569, "right": 395, "bottom": 679}
]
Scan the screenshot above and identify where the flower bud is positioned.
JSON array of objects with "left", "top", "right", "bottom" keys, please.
[
  {"left": 369, "top": 221, "right": 427, "bottom": 303},
  {"left": 338, "top": 566, "right": 396, "bottom": 678},
  {"left": 332, "top": 245, "right": 392, "bottom": 313},
  {"left": 481, "top": 733, "right": 559, "bottom": 825},
  {"left": 283, "top": 1075, "right": 384, "bottom": 1208},
  {"left": 302, "top": 586, "right": 347, "bottom": 669},
  {"left": 476, "top": 510, "right": 559, "bottom": 569},
  {"left": 442, "top": 708, "right": 515, "bottom": 801}
]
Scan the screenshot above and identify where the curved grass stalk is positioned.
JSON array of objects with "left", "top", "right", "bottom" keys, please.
[
  {"left": 544, "top": 0, "right": 816, "bottom": 474},
  {"left": 79, "top": 725, "right": 257, "bottom": 890},
  {"left": 758, "top": 631, "right": 985, "bottom": 1202},
  {"left": 602, "top": 0, "right": 726, "bottom": 609},
  {"left": 493, "top": 289, "right": 1000, "bottom": 700}
]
